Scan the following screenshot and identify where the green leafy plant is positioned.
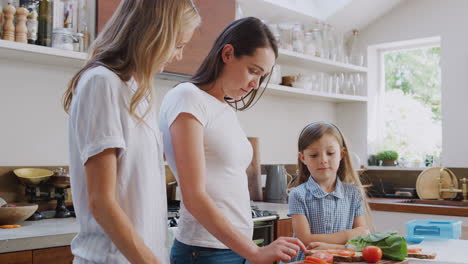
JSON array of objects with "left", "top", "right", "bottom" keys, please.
[
  {"left": 345, "top": 231, "right": 408, "bottom": 261},
  {"left": 375, "top": 150, "right": 399, "bottom": 161}
]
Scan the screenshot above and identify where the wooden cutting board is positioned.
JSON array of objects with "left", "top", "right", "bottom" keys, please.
[
  {"left": 291, "top": 261, "right": 408, "bottom": 264},
  {"left": 335, "top": 261, "right": 408, "bottom": 264}
]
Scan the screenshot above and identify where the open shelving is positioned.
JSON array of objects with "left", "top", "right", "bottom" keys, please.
[
  {"left": 0, "top": 39, "right": 87, "bottom": 68},
  {"left": 265, "top": 83, "right": 367, "bottom": 102}
]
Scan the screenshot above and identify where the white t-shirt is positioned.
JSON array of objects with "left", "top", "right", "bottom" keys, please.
[
  {"left": 68, "top": 66, "right": 169, "bottom": 263},
  {"left": 159, "top": 82, "right": 254, "bottom": 249}
]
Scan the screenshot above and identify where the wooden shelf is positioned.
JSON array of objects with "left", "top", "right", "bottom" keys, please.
[
  {"left": 278, "top": 48, "right": 368, "bottom": 73},
  {"left": 265, "top": 84, "right": 367, "bottom": 102},
  {"left": 0, "top": 39, "right": 87, "bottom": 68}
]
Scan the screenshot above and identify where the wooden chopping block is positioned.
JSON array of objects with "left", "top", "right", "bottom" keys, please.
[
  {"left": 246, "top": 137, "right": 262, "bottom": 201},
  {"left": 335, "top": 261, "right": 408, "bottom": 264}
]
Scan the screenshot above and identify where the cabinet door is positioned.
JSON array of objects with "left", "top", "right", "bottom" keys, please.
[
  {"left": 33, "top": 246, "right": 73, "bottom": 264},
  {"left": 275, "top": 218, "right": 293, "bottom": 238},
  {"left": 0, "top": 251, "right": 32, "bottom": 264},
  {"left": 96, "top": 0, "right": 236, "bottom": 76}
]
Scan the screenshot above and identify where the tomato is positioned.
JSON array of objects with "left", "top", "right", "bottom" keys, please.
[
  {"left": 325, "top": 249, "right": 341, "bottom": 255},
  {"left": 311, "top": 251, "right": 334, "bottom": 263},
  {"left": 304, "top": 256, "right": 328, "bottom": 264},
  {"left": 362, "top": 246, "right": 383, "bottom": 263},
  {"left": 408, "top": 248, "right": 422, "bottom": 254},
  {"left": 337, "top": 248, "right": 355, "bottom": 257}
]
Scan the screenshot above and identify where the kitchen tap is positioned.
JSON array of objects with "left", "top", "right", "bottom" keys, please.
[{"left": 437, "top": 167, "right": 468, "bottom": 201}]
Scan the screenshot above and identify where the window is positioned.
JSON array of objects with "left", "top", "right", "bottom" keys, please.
[{"left": 375, "top": 46, "right": 442, "bottom": 166}]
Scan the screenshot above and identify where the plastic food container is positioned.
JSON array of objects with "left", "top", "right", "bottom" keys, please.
[{"left": 406, "top": 219, "right": 462, "bottom": 243}]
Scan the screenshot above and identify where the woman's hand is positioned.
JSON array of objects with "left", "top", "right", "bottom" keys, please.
[
  {"left": 307, "top": 241, "right": 345, "bottom": 251},
  {"left": 248, "top": 237, "right": 307, "bottom": 264}
]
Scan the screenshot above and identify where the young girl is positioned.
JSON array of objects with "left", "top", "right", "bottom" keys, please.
[
  {"left": 159, "top": 17, "right": 306, "bottom": 264},
  {"left": 287, "top": 122, "right": 372, "bottom": 262},
  {"left": 63, "top": 1, "right": 200, "bottom": 263}
]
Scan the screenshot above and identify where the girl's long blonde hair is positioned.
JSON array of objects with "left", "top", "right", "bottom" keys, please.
[
  {"left": 293, "top": 122, "right": 374, "bottom": 231},
  {"left": 63, "top": 0, "right": 200, "bottom": 120}
]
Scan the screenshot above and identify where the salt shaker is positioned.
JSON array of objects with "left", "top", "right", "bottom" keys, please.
[
  {"left": 15, "top": 5, "right": 29, "bottom": 43},
  {"left": 2, "top": 2, "right": 15, "bottom": 41}
]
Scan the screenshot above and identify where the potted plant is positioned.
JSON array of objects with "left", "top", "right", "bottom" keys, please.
[{"left": 376, "top": 150, "right": 399, "bottom": 166}]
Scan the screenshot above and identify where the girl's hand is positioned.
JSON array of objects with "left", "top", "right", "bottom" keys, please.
[
  {"left": 307, "top": 241, "right": 345, "bottom": 251},
  {"left": 346, "top": 226, "right": 370, "bottom": 241},
  {"left": 249, "top": 237, "right": 307, "bottom": 264}
]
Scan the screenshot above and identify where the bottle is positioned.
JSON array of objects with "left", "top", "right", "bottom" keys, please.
[
  {"left": 348, "top": 29, "right": 364, "bottom": 66},
  {"left": 26, "top": 0, "right": 38, "bottom": 44},
  {"left": 15, "top": 4, "right": 29, "bottom": 43},
  {"left": 62, "top": 0, "right": 74, "bottom": 30},
  {"left": 37, "top": 0, "right": 53, "bottom": 46},
  {"left": 2, "top": 1, "right": 15, "bottom": 41}
]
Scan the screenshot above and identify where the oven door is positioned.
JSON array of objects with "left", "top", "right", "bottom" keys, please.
[{"left": 252, "top": 217, "right": 276, "bottom": 247}]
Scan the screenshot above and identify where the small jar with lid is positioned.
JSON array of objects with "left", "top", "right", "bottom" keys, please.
[
  {"left": 52, "top": 28, "right": 74, "bottom": 51},
  {"left": 304, "top": 32, "right": 316, "bottom": 56}
]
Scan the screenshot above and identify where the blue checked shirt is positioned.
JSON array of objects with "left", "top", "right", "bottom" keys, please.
[{"left": 286, "top": 176, "right": 365, "bottom": 262}]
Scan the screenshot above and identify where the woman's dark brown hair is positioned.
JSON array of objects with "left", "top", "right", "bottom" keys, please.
[{"left": 190, "top": 17, "right": 278, "bottom": 111}]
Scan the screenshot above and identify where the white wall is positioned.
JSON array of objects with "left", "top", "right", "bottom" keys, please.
[
  {"left": 359, "top": 0, "right": 468, "bottom": 167},
  {"left": 0, "top": 60, "right": 337, "bottom": 165}
]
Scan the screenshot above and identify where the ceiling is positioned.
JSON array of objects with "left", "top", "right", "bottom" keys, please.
[{"left": 326, "top": 0, "right": 405, "bottom": 33}]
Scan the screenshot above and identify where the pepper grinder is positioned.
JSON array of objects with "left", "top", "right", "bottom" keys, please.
[
  {"left": 2, "top": 2, "right": 15, "bottom": 41},
  {"left": 15, "top": 5, "right": 29, "bottom": 43}
]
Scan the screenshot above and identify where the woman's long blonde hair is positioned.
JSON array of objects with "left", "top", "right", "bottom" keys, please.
[
  {"left": 63, "top": 0, "right": 200, "bottom": 120},
  {"left": 293, "top": 122, "right": 374, "bottom": 231}
]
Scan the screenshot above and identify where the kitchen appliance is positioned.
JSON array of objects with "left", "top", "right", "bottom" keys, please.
[
  {"left": 264, "top": 165, "right": 288, "bottom": 204},
  {"left": 406, "top": 219, "right": 462, "bottom": 243},
  {"left": 166, "top": 200, "right": 278, "bottom": 247},
  {"left": 13, "top": 168, "right": 74, "bottom": 220}
]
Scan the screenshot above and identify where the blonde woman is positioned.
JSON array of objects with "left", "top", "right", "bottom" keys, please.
[{"left": 62, "top": 1, "right": 200, "bottom": 263}]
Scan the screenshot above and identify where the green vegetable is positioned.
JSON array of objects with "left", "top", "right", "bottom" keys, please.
[{"left": 345, "top": 231, "right": 408, "bottom": 261}]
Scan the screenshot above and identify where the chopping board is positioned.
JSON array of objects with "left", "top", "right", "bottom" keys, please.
[
  {"left": 416, "top": 167, "right": 458, "bottom": 199},
  {"left": 291, "top": 261, "right": 408, "bottom": 264},
  {"left": 246, "top": 137, "right": 262, "bottom": 201},
  {"left": 335, "top": 261, "right": 408, "bottom": 264}
]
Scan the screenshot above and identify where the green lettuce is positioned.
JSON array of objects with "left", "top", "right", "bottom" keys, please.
[{"left": 345, "top": 231, "right": 408, "bottom": 261}]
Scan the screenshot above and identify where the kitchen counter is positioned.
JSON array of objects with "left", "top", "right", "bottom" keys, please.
[
  {"left": 0, "top": 218, "right": 78, "bottom": 253},
  {"left": 368, "top": 198, "right": 468, "bottom": 217},
  {"left": 408, "top": 239, "right": 468, "bottom": 264},
  {"left": 252, "top": 201, "right": 290, "bottom": 220}
]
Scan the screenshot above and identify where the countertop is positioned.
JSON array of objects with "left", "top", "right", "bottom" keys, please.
[
  {"left": 368, "top": 198, "right": 468, "bottom": 217},
  {"left": 0, "top": 217, "right": 78, "bottom": 253},
  {"left": 252, "top": 201, "right": 290, "bottom": 220},
  {"left": 407, "top": 239, "right": 468, "bottom": 264}
]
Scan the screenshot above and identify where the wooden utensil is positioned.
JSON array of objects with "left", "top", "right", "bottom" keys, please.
[{"left": 416, "top": 167, "right": 458, "bottom": 199}]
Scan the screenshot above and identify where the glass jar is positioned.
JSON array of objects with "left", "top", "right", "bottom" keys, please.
[
  {"left": 304, "top": 32, "right": 316, "bottom": 56},
  {"left": 292, "top": 23, "right": 304, "bottom": 53},
  {"left": 72, "top": 32, "right": 83, "bottom": 51},
  {"left": 52, "top": 28, "right": 74, "bottom": 50}
]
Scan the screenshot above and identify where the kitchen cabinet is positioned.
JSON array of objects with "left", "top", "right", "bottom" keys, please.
[
  {"left": 0, "top": 251, "right": 32, "bottom": 264},
  {"left": 275, "top": 218, "right": 293, "bottom": 238},
  {"left": 33, "top": 246, "right": 73, "bottom": 264},
  {"left": 96, "top": 0, "right": 236, "bottom": 76},
  {"left": 0, "top": 246, "right": 72, "bottom": 264}
]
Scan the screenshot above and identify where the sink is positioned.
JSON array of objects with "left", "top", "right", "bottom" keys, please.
[{"left": 397, "top": 199, "right": 468, "bottom": 207}]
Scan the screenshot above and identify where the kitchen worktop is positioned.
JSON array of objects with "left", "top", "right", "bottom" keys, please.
[
  {"left": 368, "top": 198, "right": 468, "bottom": 217},
  {"left": 252, "top": 201, "right": 290, "bottom": 220},
  {"left": 0, "top": 218, "right": 79, "bottom": 253}
]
